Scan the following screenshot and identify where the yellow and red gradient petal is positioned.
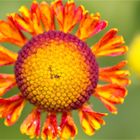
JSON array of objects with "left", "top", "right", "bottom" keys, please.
[
  {"left": 99, "top": 61, "right": 130, "bottom": 86},
  {"left": 94, "top": 84, "right": 127, "bottom": 114},
  {"left": 0, "top": 46, "right": 17, "bottom": 66},
  {"left": 9, "top": 1, "right": 43, "bottom": 36},
  {"left": 0, "top": 20, "right": 27, "bottom": 47},
  {"left": 92, "top": 28, "right": 128, "bottom": 57},
  {"left": 79, "top": 104, "right": 107, "bottom": 136},
  {"left": 15, "top": 31, "right": 98, "bottom": 112},
  {"left": 20, "top": 108, "right": 41, "bottom": 139},
  {"left": 59, "top": 112, "right": 77, "bottom": 140},
  {"left": 76, "top": 13, "right": 107, "bottom": 40},
  {"left": 52, "top": 0, "right": 85, "bottom": 33},
  {"left": 40, "top": 1, "right": 55, "bottom": 31},
  {"left": 8, "top": 13, "right": 33, "bottom": 33},
  {"left": 0, "top": 74, "right": 16, "bottom": 96},
  {"left": 41, "top": 113, "right": 58, "bottom": 140},
  {"left": 0, "top": 94, "right": 25, "bottom": 126}
]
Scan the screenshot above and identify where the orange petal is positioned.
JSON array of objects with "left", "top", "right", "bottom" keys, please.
[
  {"left": 51, "top": 0, "right": 64, "bottom": 31},
  {"left": 52, "top": 0, "right": 85, "bottom": 33},
  {"left": 0, "top": 46, "right": 17, "bottom": 66},
  {"left": 20, "top": 108, "right": 41, "bottom": 139},
  {"left": 0, "top": 20, "right": 27, "bottom": 47},
  {"left": 92, "top": 28, "right": 128, "bottom": 57},
  {"left": 76, "top": 13, "right": 107, "bottom": 40},
  {"left": 9, "top": 1, "right": 43, "bottom": 36},
  {"left": 79, "top": 104, "right": 107, "bottom": 136},
  {"left": 63, "top": 1, "right": 85, "bottom": 33},
  {"left": 99, "top": 61, "right": 130, "bottom": 86},
  {"left": 0, "top": 74, "right": 16, "bottom": 96},
  {"left": 0, "top": 94, "right": 25, "bottom": 126},
  {"left": 41, "top": 113, "right": 58, "bottom": 140},
  {"left": 30, "top": 1, "right": 43, "bottom": 34},
  {"left": 40, "top": 1, "right": 55, "bottom": 31},
  {"left": 94, "top": 84, "right": 127, "bottom": 114},
  {"left": 59, "top": 112, "right": 77, "bottom": 140}
]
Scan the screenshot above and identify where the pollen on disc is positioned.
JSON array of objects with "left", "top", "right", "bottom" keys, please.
[{"left": 15, "top": 31, "right": 99, "bottom": 112}]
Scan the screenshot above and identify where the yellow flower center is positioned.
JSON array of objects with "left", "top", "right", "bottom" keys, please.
[{"left": 15, "top": 31, "right": 98, "bottom": 112}]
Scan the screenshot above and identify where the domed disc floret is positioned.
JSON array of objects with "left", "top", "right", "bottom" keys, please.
[{"left": 15, "top": 31, "right": 99, "bottom": 112}]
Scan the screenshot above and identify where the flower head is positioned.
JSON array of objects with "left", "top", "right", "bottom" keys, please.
[
  {"left": 128, "top": 34, "right": 140, "bottom": 76},
  {"left": 0, "top": 0, "right": 129, "bottom": 139}
]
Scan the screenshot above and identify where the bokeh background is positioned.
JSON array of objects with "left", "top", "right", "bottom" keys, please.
[{"left": 0, "top": 0, "right": 140, "bottom": 139}]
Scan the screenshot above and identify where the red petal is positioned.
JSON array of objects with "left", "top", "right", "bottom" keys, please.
[
  {"left": 92, "top": 28, "right": 127, "bottom": 57},
  {"left": 0, "top": 94, "right": 25, "bottom": 126},
  {"left": 99, "top": 61, "right": 130, "bottom": 86},
  {"left": 20, "top": 108, "right": 41, "bottom": 139},
  {"left": 76, "top": 13, "right": 107, "bottom": 40},
  {"left": 41, "top": 113, "right": 58, "bottom": 140},
  {"left": 60, "top": 112, "right": 77, "bottom": 139},
  {"left": 92, "top": 20, "right": 108, "bottom": 36},
  {"left": 79, "top": 104, "right": 107, "bottom": 136},
  {"left": 94, "top": 84, "right": 127, "bottom": 114}
]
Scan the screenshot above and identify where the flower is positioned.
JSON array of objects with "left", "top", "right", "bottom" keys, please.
[
  {"left": 128, "top": 34, "right": 140, "bottom": 76},
  {"left": 0, "top": 0, "right": 129, "bottom": 139}
]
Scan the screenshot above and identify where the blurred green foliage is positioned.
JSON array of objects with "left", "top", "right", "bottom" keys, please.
[{"left": 0, "top": 0, "right": 140, "bottom": 140}]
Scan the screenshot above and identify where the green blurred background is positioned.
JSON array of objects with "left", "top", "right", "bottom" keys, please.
[{"left": 0, "top": 0, "right": 140, "bottom": 139}]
